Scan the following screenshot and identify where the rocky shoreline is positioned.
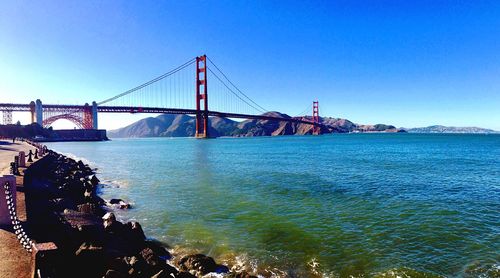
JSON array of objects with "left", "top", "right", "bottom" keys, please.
[{"left": 24, "top": 148, "right": 257, "bottom": 278}]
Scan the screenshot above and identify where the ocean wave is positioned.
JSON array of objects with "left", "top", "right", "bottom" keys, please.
[
  {"left": 159, "top": 242, "right": 467, "bottom": 278},
  {"left": 166, "top": 245, "right": 335, "bottom": 278}
]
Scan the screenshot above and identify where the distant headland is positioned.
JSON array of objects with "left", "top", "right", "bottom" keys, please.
[
  {"left": 404, "top": 125, "right": 498, "bottom": 134},
  {"left": 1, "top": 116, "right": 497, "bottom": 141},
  {"left": 108, "top": 113, "right": 498, "bottom": 138}
]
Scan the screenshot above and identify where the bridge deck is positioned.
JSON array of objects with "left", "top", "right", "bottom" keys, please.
[
  {"left": 0, "top": 103, "right": 321, "bottom": 126},
  {"left": 98, "top": 106, "right": 320, "bottom": 126}
]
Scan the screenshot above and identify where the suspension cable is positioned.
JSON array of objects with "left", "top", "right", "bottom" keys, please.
[
  {"left": 206, "top": 56, "right": 268, "bottom": 113},
  {"left": 295, "top": 103, "right": 312, "bottom": 118},
  {"left": 98, "top": 58, "right": 196, "bottom": 105},
  {"left": 207, "top": 68, "right": 266, "bottom": 114}
]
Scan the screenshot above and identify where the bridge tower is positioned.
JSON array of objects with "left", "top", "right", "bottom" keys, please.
[
  {"left": 195, "top": 55, "right": 209, "bottom": 138},
  {"left": 312, "top": 101, "right": 320, "bottom": 135}
]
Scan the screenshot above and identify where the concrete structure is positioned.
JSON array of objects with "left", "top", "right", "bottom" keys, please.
[
  {"left": 29, "top": 101, "right": 36, "bottom": 123},
  {"left": 33, "top": 129, "right": 108, "bottom": 142},
  {"left": 92, "top": 101, "right": 98, "bottom": 129},
  {"left": 35, "top": 99, "right": 43, "bottom": 126},
  {"left": 18, "top": 152, "right": 26, "bottom": 167},
  {"left": 19, "top": 151, "right": 26, "bottom": 167}
]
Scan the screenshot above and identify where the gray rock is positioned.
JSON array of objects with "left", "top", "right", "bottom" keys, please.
[
  {"left": 77, "top": 203, "right": 97, "bottom": 214},
  {"left": 108, "top": 199, "right": 131, "bottom": 209},
  {"left": 179, "top": 254, "right": 218, "bottom": 275},
  {"left": 139, "top": 247, "right": 167, "bottom": 276}
]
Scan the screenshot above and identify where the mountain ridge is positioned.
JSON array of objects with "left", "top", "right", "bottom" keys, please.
[{"left": 108, "top": 112, "right": 405, "bottom": 138}]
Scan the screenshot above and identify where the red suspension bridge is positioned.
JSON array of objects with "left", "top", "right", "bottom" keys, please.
[{"left": 1, "top": 55, "right": 325, "bottom": 138}]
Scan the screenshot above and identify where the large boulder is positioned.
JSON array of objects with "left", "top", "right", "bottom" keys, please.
[
  {"left": 124, "top": 256, "right": 147, "bottom": 277},
  {"left": 90, "top": 175, "right": 100, "bottom": 186},
  {"left": 108, "top": 198, "right": 131, "bottom": 209},
  {"left": 77, "top": 202, "right": 97, "bottom": 214},
  {"left": 179, "top": 254, "right": 219, "bottom": 275},
  {"left": 144, "top": 240, "right": 171, "bottom": 260},
  {"left": 139, "top": 247, "right": 169, "bottom": 276},
  {"left": 121, "top": 221, "right": 146, "bottom": 250},
  {"left": 151, "top": 265, "right": 179, "bottom": 278},
  {"left": 102, "top": 212, "right": 124, "bottom": 234}
]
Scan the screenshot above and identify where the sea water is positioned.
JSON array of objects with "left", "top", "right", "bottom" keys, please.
[{"left": 46, "top": 133, "right": 500, "bottom": 277}]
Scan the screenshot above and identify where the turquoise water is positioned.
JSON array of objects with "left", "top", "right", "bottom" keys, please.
[{"left": 46, "top": 134, "right": 500, "bottom": 277}]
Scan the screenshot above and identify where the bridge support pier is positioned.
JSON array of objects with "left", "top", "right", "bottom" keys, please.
[
  {"left": 92, "top": 101, "right": 98, "bottom": 129},
  {"left": 195, "top": 55, "right": 209, "bottom": 138},
  {"left": 35, "top": 99, "right": 43, "bottom": 126},
  {"left": 29, "top": 101, "right": 36, "bottom": 124},
  {"left": 2, "top": 110, "right": 12, "bottom": 125},
  {"left": 83, "top": 103, "right": 94, "bottom": 129}
]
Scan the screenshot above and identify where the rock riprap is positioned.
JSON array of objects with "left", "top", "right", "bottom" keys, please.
[{"left": 23, "top": 150, "right": 242, "bottom": 277}]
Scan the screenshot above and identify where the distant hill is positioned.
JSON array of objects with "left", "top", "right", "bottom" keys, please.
[
  {"left": 108, "top": 112, "right": 405, "bottom": 138},
  {"left": 405, "top": 125, "right": 498, "bottom": 134}
]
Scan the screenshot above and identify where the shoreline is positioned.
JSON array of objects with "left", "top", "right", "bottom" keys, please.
[{"left": 18, "top": 145, "right": 256, "bottom": 278}]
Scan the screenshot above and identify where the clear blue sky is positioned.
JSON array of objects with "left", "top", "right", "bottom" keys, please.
[{"left": 1, "top": 1, "right": 499, "bottom": 130}]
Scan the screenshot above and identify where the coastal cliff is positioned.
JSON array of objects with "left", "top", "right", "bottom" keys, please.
[{"left": 108, "top": 112, "right": 404, "bottom": 138}]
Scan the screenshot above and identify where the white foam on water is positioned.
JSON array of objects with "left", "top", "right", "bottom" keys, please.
[
  {"left": 308, "top": 257, "right": 321, "bottom": 276},
  {"left": 201, "top": 273, "right": 225, "bottom": 278},
  {"left": 229, "top": 253, "right": 259, "bottom": 274},
  {"left": 100, "top": 178, "right": 130, "bottom": 189},
  {"left": 52, "top": 150, "right": 96, "bottom": 169}
]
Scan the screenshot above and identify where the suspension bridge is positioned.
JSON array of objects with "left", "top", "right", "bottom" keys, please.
[{"left": 0, "top": 55, "right": 324, "bottom": 138}]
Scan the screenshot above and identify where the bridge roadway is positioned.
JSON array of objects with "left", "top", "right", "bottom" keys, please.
[{"left": 0, "top": 103, "right": 323, "bottom": 127}]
